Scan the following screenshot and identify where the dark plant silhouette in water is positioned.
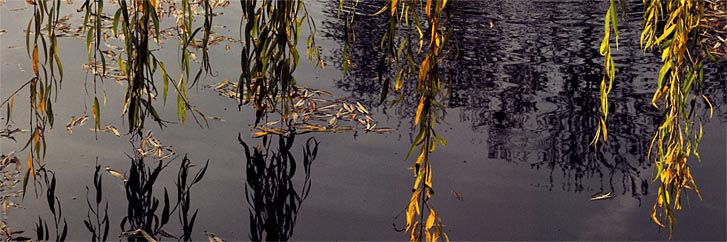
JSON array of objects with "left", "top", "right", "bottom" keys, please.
[
  {"left": 35, "top": 168, "right": 68, "bottom": 241},
  {"left": 119, "top": 153, "right": 208, "bottom": 241},
  {"left": 84, "top": 162, "right": 110, "bottom": 242},
  {"left": 240, "top": 133, "right": 318, "bottom": 241}
]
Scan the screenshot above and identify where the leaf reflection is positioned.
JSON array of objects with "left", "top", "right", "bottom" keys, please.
[{"left": 239, "top": 132, "right": 318, "bottom": 241}]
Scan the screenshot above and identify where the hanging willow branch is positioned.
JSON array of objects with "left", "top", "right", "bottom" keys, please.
[
  {"left": 239, "top": 0, "right": 321, "bottom": 126},
  {"left": 342, "top": 0, "right": 455, "bottom": 241},
  {"left": 599, "top": 0, "right": 713, "bottom": 239},
  {"left": 641, "top": 0, "right": 708, "bottom": 239}
]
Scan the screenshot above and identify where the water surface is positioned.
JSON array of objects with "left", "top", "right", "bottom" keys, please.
[{"left": 1, "top": 0, "right": 725, "bottom": 240}]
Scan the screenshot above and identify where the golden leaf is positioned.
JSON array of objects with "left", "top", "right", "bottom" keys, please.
[
  {"left": 32, "top": 45, "right": 39, "bottom": 76},
  {"left": 105, "top": 167, "right": 127, "bottom": 183}
]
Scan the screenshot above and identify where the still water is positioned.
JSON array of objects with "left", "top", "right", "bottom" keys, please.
[{"left": 1, "top": 0, "right": 725, "bottom": 240}]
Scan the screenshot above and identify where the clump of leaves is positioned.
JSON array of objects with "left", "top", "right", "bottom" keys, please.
[
  {"left": 641, "top": 0, "right": 708, "bottom": 238},
  {"left": 598, "top": 0, "right": 714, "bottom": 238},
  {"left": 239, "top": 0, "right": 322, "bottom": 125},
  {"left": 0, "top": 153, "right": 26, "bottom": 241},
  {"left": 341, "top": 0, "right": 455, "bottom": 241}
]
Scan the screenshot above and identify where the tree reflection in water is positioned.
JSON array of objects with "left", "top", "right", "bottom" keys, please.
[
  {"left": 240, "top": 132, "right": 318, "bottom": 241},
  {"left": 322, "top": 0, "right": 726, "bottom": 200}
]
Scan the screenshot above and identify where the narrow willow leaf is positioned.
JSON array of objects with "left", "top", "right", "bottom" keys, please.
[
  {"left": 32, "top": 45, "right": 39, "bottom": 76},
  {"left": 92, "top": 97, "right": 100, "bottom": 130}
]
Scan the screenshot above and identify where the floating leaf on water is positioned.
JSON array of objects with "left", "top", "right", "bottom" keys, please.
[
  {"left": 372, "top": 127, "right": 395, "bottom": 134},
  {"left": 103, "top": 50, "right": 115, "bottom": 58},
  {"left": 206, "top": 116, "right": 225, "bottom": 122},
  {"left": 206, "top": 231, "right": 224, "bottom": 242},
  {"left": 355, "top": 102, "right": 369, "bottom": 114},
  {"left": 105, "top": 125, "right": 121, "bottom": 137},
  {"left": 213, "top": 79, "right": 229, "bottom": 89},
  {"left": 77, "top": 116, "right": 89, "bottom": 126},
  {"left": 590, "top": 191, "right": 616, "bottom": 201},
  {"left": 294, "top": 99, "right": 306, "bottom": 108},
  {"left": 328, "top": 116, "right": 337, "bottom": 127},
  {"left": 342, "top": 103, "right": 354, "bottom": 112},
  {"left": 451, "top": 190, "right": 464, "bottom": 201},
  {"left": 66, "top": 117, "right": 77, "bottom": 134},
  {"left": 157, "top": 229, "right": 178, "bottom": 239},
  {"left": 104, "top": 167, "right": 127, "bottom": 183}
]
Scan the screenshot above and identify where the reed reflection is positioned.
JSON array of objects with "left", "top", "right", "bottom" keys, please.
[
  {"left": 82, "top": 132, "right": 210, "bottom": 242},
  {"left": 36, "top": 168, "right": 68, "bottom": 241},
  {"left": 239, "top": 132, "right": 318, "bottom": 241}
]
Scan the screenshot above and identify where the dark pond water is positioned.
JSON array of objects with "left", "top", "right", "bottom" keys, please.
[{"left": 1, "top": 0, "right": 725, "bottom": 241}]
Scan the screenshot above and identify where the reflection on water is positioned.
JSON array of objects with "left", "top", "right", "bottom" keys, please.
[
  {"left": 240, "top": 133, "right": 318, "bottom": 241},
  {"left": 0, "top": 0, "right": 724, "bottom": 240},
  {"left": 84, "top": 162, "right": 110, "bottom": 242},
  {"left": 36, "top": 168, "right": 68, "bottom": 241},
  {"left": 105, "top": 134, "right": 209, "bottom": 242},
  {"left": 323, "top": 0, "right": 726, "bottom": 199}
]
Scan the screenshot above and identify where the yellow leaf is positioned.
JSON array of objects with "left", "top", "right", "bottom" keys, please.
[
  {"left": 391, "top": 0, "right": 397, "bottom": 16},
  {"left": 105, "top": 167, "right": 127, "bottom": 183},
  {"left": 426, "top": 209, "right": 436, "bottom": 229},
  {"left": 26, "top": 153, "right": 34, "bottom": 178},
  {"left": 106, "top": 125, "right": 121, "bottom": 137},
  {"left": 414, "top": 96, "right": 425, "bottom": 126},
  {"left": 651, "top": 204, "right": 665, "bottom": 227},
  {"left": 425, "top": 0, "right": 432, "bottom": 17},
  {"left": 32, "top": 45, "right": 39, "bottom": 76},
  {"left": 416, "top": 148, "right": 426, "bottom": 166}
]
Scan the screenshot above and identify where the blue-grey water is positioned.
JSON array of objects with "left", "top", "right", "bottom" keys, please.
[{"left": 1, "top": 0, "right": 725, "bottom": 240}]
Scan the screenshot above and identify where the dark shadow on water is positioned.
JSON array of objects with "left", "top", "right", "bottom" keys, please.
[{"left": 239, "top": 132, "right": 318, "bottom": 241}]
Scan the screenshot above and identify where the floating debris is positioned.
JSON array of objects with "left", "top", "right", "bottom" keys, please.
[
  {"left": 701, "top": 0, "right": 727, "bottom": 61},
  {"left": 590, "top": 191, "right": 616, "bottom": 201},
  {"left": 0, "top": 152, "right": 25, "bottom": 241},
  {"left": 90, "top": 124, "right": 122, "bottom": 137},
  {"left": 451, "top": 190, "right": 464, "bottom": 201},
  {"left": 120, "top": 229, "right": 157, "bottom": 242},
  {"left": 207, "top": 80, "right": 395, "bottom": 137},
  {"left": 105, "top": 167, "right": 127, "bottom": 183},
  {"left": 82, "top": 62, "right": 127, "bottom": 82},
  {"left": 205, "top": 116, "right": 226, "bottom": 122},
  {"left": 137, "top": 131, "right": 175, "bottom": 160},
  {"left": 0, "top": 128, "right": 27, "bottom": 142},
  {"left": 205, "top": 231, "right": 224, "bottom": 242},
  {"left": 65, "top": 115, "right": 89, "bottom": 134}
]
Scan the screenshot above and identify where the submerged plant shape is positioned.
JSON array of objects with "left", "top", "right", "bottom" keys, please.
[
  {"left": 84, "top": 162, "right": 110, "bottom": 242},
  {"left": 117, "top": 152, "right": 208, "bottom": 242},
  {"left": 239, "top": 133, "right": 318, "bottom": 241},
  {"left": 35, "top": 168, "right": 68, "bottom": 242}
]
